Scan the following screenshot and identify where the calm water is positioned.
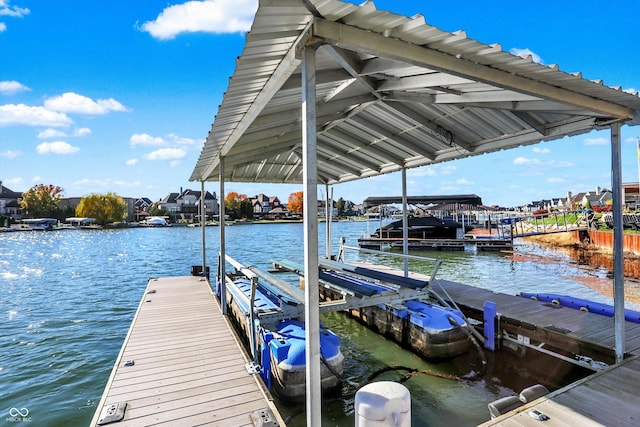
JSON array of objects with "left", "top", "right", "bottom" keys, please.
[{"left": 0, "top": 222, "right": 631, "bottom": 426}]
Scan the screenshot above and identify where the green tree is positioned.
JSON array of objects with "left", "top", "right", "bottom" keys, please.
[
  {"left": 225, "top": 192, "right": 248, "bottom": 219},
  {"left": 336, "top": 197, "right": 345, "bottom": 217},
  {"left": 19, "top": 184, "right": 63, "bottom": 218},
  {"left": 240, "top": 200, "right": 254, "bottom": 219},
  {"left": 76, "top": 193, "right": 127, "bottom": 225}
]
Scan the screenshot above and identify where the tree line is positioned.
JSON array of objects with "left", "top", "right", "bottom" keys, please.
[
  {"left": 16, "top": 184, "right": 353, "bottom": 226},
  {"left": 19, "top": 184, "right": 127, "bottom": 226}
]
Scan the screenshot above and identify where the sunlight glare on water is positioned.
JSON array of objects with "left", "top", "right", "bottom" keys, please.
[{"left": 0, "top": 222, "right": 626, "bottom": 425}]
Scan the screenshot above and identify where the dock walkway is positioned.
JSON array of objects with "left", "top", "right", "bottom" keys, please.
[
  {"left": 438, "top": 279, "right": 640, "bottom": 426},
  {"left": 90, "top": 276, "right": 282, "bottom": 427},
  {"left": 349, "top": 262, "right": 640, "bottom": 426}
]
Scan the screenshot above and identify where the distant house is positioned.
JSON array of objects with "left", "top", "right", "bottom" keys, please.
[
  {"left": 623, "top": 182, "right": 640, "bottom": 209},
  {"left": 158, "top": 192, "right": 180, "bottom": 216},
  {"left": 265, "top": 205, "right": 290, "bottom": 220},
  {"left": 583, "top": 188, "right": 612, "bottom": 209},
  {"left": 58, "top": 197, "right": 83, "bottom": 218},
  {"left": 564, "top": 188, "right": 612, "bottom": 210},
  {"left": 135, "top": 197, "right": 153, "bottom": 213},
  {"left": 158, "top": 189, "right": 219, "bottom": 221},
  {"left": 251, "top": 194, "right": 281, "bottom": 218},
  {"left": 0, "top": 181, "right": 22, "bottom": 220}
]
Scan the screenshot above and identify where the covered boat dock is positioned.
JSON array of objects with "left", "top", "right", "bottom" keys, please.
[{"left": 189, "top": 1, "right": 640, "bottom": 425}]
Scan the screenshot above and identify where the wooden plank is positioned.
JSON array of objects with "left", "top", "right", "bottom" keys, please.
[
  {"left": 480, "top": 358, "right": 640, "bottom": 426},
  {"left": 90, "top": 276, "right": 283, "bottom": 427}
]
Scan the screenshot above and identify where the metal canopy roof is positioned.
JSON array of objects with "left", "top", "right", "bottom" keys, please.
[{"left": 190, "top": 0, "right": 640, "bottom": 185}]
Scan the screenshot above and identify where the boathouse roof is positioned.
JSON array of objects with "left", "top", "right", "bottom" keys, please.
[
  {"left": 190, "top": 0, "right": 640, "bottom": 185},
  {"left": 362, "top": 194, "right": 482, "bottom": 208}
]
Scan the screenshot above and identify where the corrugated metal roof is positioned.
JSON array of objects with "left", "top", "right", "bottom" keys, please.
[{"left": 190, "top": 0, "right": 640, "bottom": 184}]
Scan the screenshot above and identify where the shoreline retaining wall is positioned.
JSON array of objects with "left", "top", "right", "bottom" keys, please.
[{"left": 572, "top": 230, "right": 640, "bottom": 255}]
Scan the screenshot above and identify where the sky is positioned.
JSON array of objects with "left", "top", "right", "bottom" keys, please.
[{"left": 1, "top": 0, "right": 639, "bottom": 208}]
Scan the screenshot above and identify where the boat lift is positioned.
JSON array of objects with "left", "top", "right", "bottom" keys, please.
[
  {"left": 222, "top": 252, "right": 438, "bottom": 329},
  {"left": 220, "top": 244, "right": 485, "bottom": 364}
]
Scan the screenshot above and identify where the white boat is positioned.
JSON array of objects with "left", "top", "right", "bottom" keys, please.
[{"left": 141, "top": 216, "right": 170, "bottom": 227}]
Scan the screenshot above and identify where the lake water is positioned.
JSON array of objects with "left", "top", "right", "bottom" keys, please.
[{"left": 0, "top": 222, "right": 633, "bottom": 426}]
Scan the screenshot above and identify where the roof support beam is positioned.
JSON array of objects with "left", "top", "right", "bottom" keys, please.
[
  {"left": 324, "top": 127, "right": 405, "bottom": 165},
  {"left": 313, "top": 18, "right": 633, "bottom": 120},
  {"left": 318, "top": 135, "right": 383, "bottom": 171},
  {"left": 198, "top": 22, "right": 311, "bottom": 181},
  {"left": 388, "top": 101, "right": 474, "bottom": 152},
  {"left": 349, "top": 116, "right": 437, "bottom": 160},
  {"left": 322, "top": 44, "right": 383, "bottom": 101}
]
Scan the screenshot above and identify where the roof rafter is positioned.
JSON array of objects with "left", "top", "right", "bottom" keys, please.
[{"left": 313, "top": 18, "right": 633, "bottom": 120}]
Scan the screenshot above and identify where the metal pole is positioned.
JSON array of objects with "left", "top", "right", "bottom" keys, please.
[
  {"left": 402, "top": 167, "right": 409, "bottom": 276},
  {"left": 302, "top": 45, "right": 321, "bottom": 427},
  {"left": 325, "top": 183, "right": 331, "bottom": 259},
  {"left": 611, "top": 122, "right": 625, "bottom": 363},
  {"left": 219, "top": 156, "right": 227, "bottom": 315},
  {"left": 200, "top": 180, "right": 207, "bottom": 280}
]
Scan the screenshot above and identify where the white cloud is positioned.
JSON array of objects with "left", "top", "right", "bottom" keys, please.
[
  {"left": 546, "top": 177, "right": 565, "bottom": 184},
  {"left": 141, "top": 0, "right": 257, "bottom": 40},
  {"left": 125, "top": 158, "right": 138, "bottom": 166},
  {"left": 5, "top": 177, "right": 23, "bottom": 186},
  {"left": 510, "top": 47, "right": 543, "bottom": 64},
  {"left": 408, "top": 166, "right": 437, "bottom": 178},
  {"left": 513, "top": 156, "right": 539, "bottom": 165},
  {"left": 130, "top": 133, "right": 167, "bottom": 146},
  {"left": 38, "top": 127, "right": 91, "bottom": 138},
  {"left": 144, "top": 148, "right": 187, "bottom": 160},
  {"left": 113, "top": 179, "right": 141, "bottom": 188},
  {"left": 533, "top": 147, "right": 550, "bottom": 154},
  {"left": 456, "top": 178, "right": 473, "bottom": 185},
  {"left": 44, "top": 92, "right": 128, "bottom": 115},
  {"left": 36, "top": 141, "right": 79, "bottom": 155},
  {"left": 0, "top": 104, "right": 73, "bottom": 127},
  {"left": 166, "top": 132, "right": 201, "bottom": 147},
  {"left": 0, "top": 80, "right": 30, "bottom": 95},
  {"left": 38, "top": 128, "right": 67, "bottom": 139},
  {"left": 0, "top": 1, "right": 30, "bottom": 17},
  {"left": 131, "top": 132, "right": 202, "bottom": 149},
  {"left": 0, "top": 22, "right": 6, "bottom": 32},
  {"left": 0, "top": 149, "right": 21, "bottom": 158},
  {"left": 31, "top": 176, "right": 41, "bottom": 182},
  {"left": 551, "top": 160, "right": 573, "bottom": 168},
  {"left": 73, "top": 127, "right": 91, "bottom": 136},
  {"left": 584, "top": 137, "right": 608, "bottom": 146},
  {"left": 439, "top": 165, "right": 457, "bottom": 175}
]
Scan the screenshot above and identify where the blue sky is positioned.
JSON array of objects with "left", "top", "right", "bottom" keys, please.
[{"left": 1, "top": 0, "right": 639, "bottom": 207}]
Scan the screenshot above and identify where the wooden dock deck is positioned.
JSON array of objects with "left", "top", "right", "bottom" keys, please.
[
  {"left": 351, "top": 262, "right": 640, "bottom": 425},
  {"left": 90, "top": 276, "right": 283, "bottom": 427},
  {"left": 434, "top": 276, "right": 640, "bottom": 426}
]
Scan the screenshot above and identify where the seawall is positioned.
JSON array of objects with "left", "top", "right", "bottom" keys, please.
[{"left": 572, "top": 230, "right": 640, "bottom": 255}]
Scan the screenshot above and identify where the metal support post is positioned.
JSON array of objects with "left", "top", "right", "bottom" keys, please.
[
  {"left": 302, "top": 45, "right": 321, "bottom": 426},
  {"left": 611, "top": 122, "right": 625, "bottom": 363}
]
